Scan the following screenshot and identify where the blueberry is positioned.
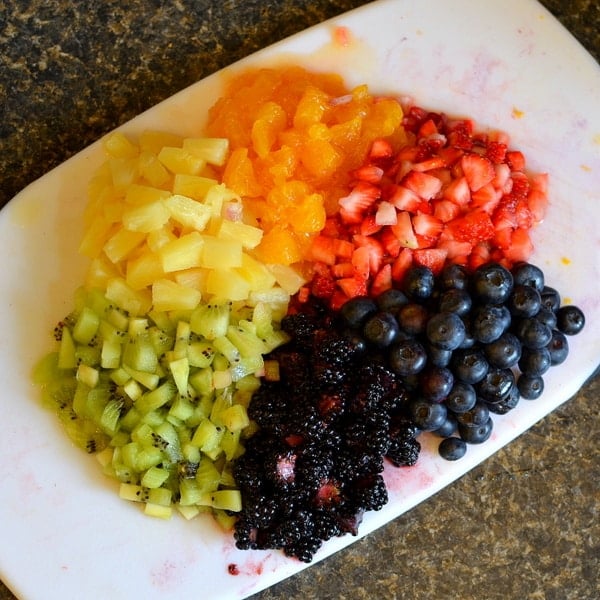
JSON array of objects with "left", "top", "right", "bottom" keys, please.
[
  {"left": 456, "top": 401, "right": 490, "bottom": 427},
  {"left": 438, "top": 437, "right": 467, "bottom": 460},
  {"left": 363, "top": 311, "right": 400, "bottom": 348},
  {"left": 512, "top": 262, "right": 545, "bottom": 291},
  {"left": 484, "top": 332, "right": 522, "bottom": 369},
  {"left": 445, "top": 381, "right": 477, "bottom": 414},
  {"left": 547, "top": 329, "right": 569, "bottom": 365},
  {"left": 403, "top": 266, "right": 435, "bottom": 300},
  {"left": 518, "top": 346, "right": 551, "bottom": 376},
  {"left": 535, "top": 305, "right": 558, "bottom": 330},
  {"left": 540, "top": 286, "right": 561, "bottom": 312},
  {"left": 451, "top": 348, "right": 489, "bottom": 384},
  {"left": 472, "top": 262, "right": 514, "bottom": 304},
  {"left": 476, "top": 368, "right": 516, "bottom": 404},
  {"left": 486, "top": 384, "right": 520, "bottom": 414},
  {"left": 432, "top": 414, "right": 458, "bottom": 438},
  {"left": 340, "top": 296, "right": 378, "bottom": 329},
  {"left": 397, "top": 303, "right": 429, "bottom": 336},
  {"left": 389, "top": 339, "right": 428, "bottom": 376},
  {"left": 437, "top": 288, "right": 472, "bottom": 316},
  {"left": 409, "top": 399, "right": 448, "bottom": 431},
  {"left": 556, "top": 305, "right": 585, "bottom": 335},
  {"left": 439, "top": 263, "right": 469, "bottom": 290},
  {"left": 517, "top": 374, "right": 545, "bottom": 400},
  {"left": 508, "top": 284, "right": 542, "bottom": 317},
  {"left": 426, "top": 343, "right": 453, "bottom": 367},
  {"left": 471, "top": 304, "right": 511, "bottom": 344},
  {"left": 458, "top": 416, "right": 493, "bottom": 444},
  {"left": 514, "top": 317, "right": 553, "bottom": 349},
  {"left": 419, "top": 366, "right": 454, "bottom": 402},
  {"left": 375, "top": 288, "right": 409, "bottom": 312},
  {"left": 426, "top": 311, "right": 466, "bottom": 351}
]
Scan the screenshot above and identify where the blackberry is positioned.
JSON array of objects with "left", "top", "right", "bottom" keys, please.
[{"left": 349, "top": 474, "right": 388, "bottom": 512}]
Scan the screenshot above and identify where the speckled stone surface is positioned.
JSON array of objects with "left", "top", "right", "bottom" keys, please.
[{"left": 1, "top": 1, "right": 599, "bottom": 599}]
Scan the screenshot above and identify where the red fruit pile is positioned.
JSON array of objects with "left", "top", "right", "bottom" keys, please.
[{"left": 303, "top": 106, "right": 548, "bottom": 309}]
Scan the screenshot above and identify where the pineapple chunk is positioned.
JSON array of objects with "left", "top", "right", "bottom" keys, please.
[
  {"left": 126, "top": 250, "right": 165, "bottom": 290},
  {"left": 124, "top": 184, "right": 171, "bottom": 206},
  {"left": 139, "top": 130, "right": 183, "bottom": 154},
  {"left": 205, "top": 269, "right": 251, "bottom": 301},
  {"left": 200, "top": 237, "right": 243, "bottom": 270},
  {"left": 103, "top": 131, "right": 139, "bottom": 159},
  {"left": 122, "top": 200, "right": 170, "bottom": 233},
  {"left": 172, "top": 174, "right": 219, "bottom": 201},
  {"left": 105, "top": 277, "right": 152, "bottom": 316},
  {"left": 158, "top": 231, "right": 204, "bottom": 272},
  {"left": 165, "top": 194, "right": 212, "bottom": 230},
  {"left": 103, "top": 228, "right": 146, "bottom": 263},
  {"left": 217, "top": 219, "right": 263, "bottom": 249},
  {"left": 158, "top": 147, "right": 205, "bottom": 176},
  {"left": 182, "top": 137, "right": 229, "bottom": 166},
  {"left": 138, "top": 150, "right": 171, "bottom": 188},
  {"left": 151, "top": 279, "right": 202, "bottom": 312}
]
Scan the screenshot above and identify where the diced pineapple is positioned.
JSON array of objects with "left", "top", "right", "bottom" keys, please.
[
  {"left": 151, "top": 279, "right": 202, "bottom": 312},
  {"left": 103, "top": 132, "right": 139, "bottom": 159},
  {"left": 201, "top": 237, "right": 243, "bottom": 270},
  {"left": 124, "top": 184, "right": 171, "bottom": 206},
  {"left": 205, "top": 269, "right": 251, "bottom": 301},
  {"left": 126, "top": 250, "right": 165, "bottom": 290},
  {"left": 158, "top": 147, "right": 205, "bottom": 176},
  {"left": 137, "top": 151, "right": 171, "bottom": 188},
  {"left": 122, "top": 200, "right": 170, "bottom": 233},
  {"left": 105, "top": 277, "right": 153, "bottom": 316},
  {"left": 217, "top": 219, "right": 263, "bottom": 249},
  {"left": 165, "top": 194, "right": 212, "bottom": 230},
  {"left": 109, "top": 156, "right": 138, "bottom": 190},
  {"left": 79, "top": 217, "right": 115, "bottom": 259},
  {"left": 236, "top": 253, "right": 277, "bottom": 292},
  {"left": 85, "top": 256, "right": 121, "bottom": 290},
  {"left": 158, "top": 231, "right": 204, "bottom": 272},
  {"left": 182, "top": 137, "right": 229, "bottom": 166},
  {"left": 146, "top": 225, "right": 177, "bottom": 253},
  {"left": 172, "top": 174, "right": 219, "bottom": 201},
  {"left": 103, "top": 228, "right": 146, "bottom": 263},
  {"left": 173, "top": 268, "right": 207, "bottom": 291},
  {"left": 139, "top": 130, "right": 183, "bottom": 155},
  {"left": 266, "top": 263, "right": 307, "bottom": 295}
]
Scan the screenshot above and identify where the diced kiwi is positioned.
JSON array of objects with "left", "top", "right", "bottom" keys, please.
[{"left": 34, "top": 283, "right": 291, "bottom": 523}]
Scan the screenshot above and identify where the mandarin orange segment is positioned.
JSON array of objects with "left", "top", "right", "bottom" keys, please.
[
  {"left": 255, "top": 226, "right": 303, "bottom": 265},
  {"left": 222, "top": 148, "right": 263, "bottom": 198}
]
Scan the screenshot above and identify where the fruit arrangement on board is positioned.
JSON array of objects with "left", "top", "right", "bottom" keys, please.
[{"left": 32, "top": 66, "right": 585, "bottom": 563}]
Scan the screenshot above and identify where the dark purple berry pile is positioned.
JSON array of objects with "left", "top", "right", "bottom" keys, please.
[
  {"left": 232, "top": 300, "right": 420, "bottom": 562},
  {"left": 232, "top": 261, "right": 585, "bottom": 562}
]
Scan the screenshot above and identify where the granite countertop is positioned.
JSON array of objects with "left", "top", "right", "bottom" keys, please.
[{"left": 1, "top": 1, "right": 598, "bottom": 599}]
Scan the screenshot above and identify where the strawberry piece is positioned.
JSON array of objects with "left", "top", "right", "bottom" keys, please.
[
  {"left": 337, "top": 275, "right": 368, "bottom": 298},
  {"left": 353, "top": 165, "right": 384, "bottom": 184},
  {"left": 461, "top": 154, "right": 495, "bottom": 192},
  {"left": 413, "top": 248, "right": 448, "bottom": 274},
  {"left": 391, "top": 248, "right": 414, "bottom": 282},
  {"left": 503, "top": 227, "right": 533, "bottom": 262},
  {"left": 485, "top": 141, "right": 507, "bottom": 164},
  {"left": 510, "top": 173, "right": 530, "bottom": 199},
  {"left": 375, "top": 201, "right": 398, "bottom": 226},
  {"left": 390, "top": 211, "right": 418, "bottom": 249},
  {"left": 403, "top": 170, "right": 443, "bottom": 200},
  {"left": 443, "top": 176, "right": 471, "bottom": 206},
  {"left": 506, "top": 150, "right": 526, "bottom": 171},
  {"left": 339, "top": 181, "right": 380, "bottom": 224},
  {"left": 527, "top": 188, "right": 548, "bottom": 223},
  {"left": 418, "top": 118, "right": 439, "bottom": 137},
  {"left": 447, "top": 120, "right": 474, "bottom": 150},
  {"left": 331, "top": 262, "right": 355, "bottom": 278},
  {"left": 446, "top": 209, "right": 495, "bottom": 242},
  {"left": 351, "top": 245, "right": 371, "bottom": 280},
  {"left": 471, "top": 183, "right": 501, "bottom": 213},
  {"left": 370, "top": 263, "right": 393, "bottom": 296},
  {"left": 412, "top": 213, "right": 443, "bottom": 238},
  {"left": 385, "top": 184, "right": 422, "bottom": 212},
  {"left": 369, "top": 138, "right": 394, "bottom": 161},
  {"left": 436, "top": 238, "right": 473, "bottom": 260},
  {"left": 360, "top": 214, "right": 382, "bottom": 236},
  {"left": 309, "top": 235, "right": 337, "bottom": 265},
  {"left": 353, "top": 235, "right": 384, "bottom": 273},
  {"left": 311, "top": 273, "right": 336, "bottom": 299},
  {"left": 433, "top": 199, "right": 461, "bottom": 223},
  {"left": 412, "top": 156, "right": 447, "bottom": 172}
]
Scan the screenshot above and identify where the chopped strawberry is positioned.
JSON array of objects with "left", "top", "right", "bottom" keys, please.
[
  {"left": 360, "top": 214, "right": 382, "bottom": 236},
  {"left": 390, "top": 211, "right": 418, "bottom": 249},
  {"left": 385, "top": 184, "right": 422, "bottom": 212},
  {"left": 443, "top": 176, "right": 471, "bottom": 206},
  {"left": 379, "top": 227, "right": 402, "bottom": 257},
  {"left": 369, "top": 138, "right": 394, "bottom": 161},
  {"left": 351, "top": 245, "right": 371, "bottom": 280},
  {"left": 433, "top": 199, "right": 461, "bottom": 222},
  {"left": 311, "top": 273, "right": 336, "bottom": 299},
  {"left": 337, "top": 275, "right": 368, "bottom": 298},
  {"left": 370, "top": 263, "right": 393, "bottom": 296},
  {"left": 503, "top": 227, "right": 533, "bottom": 262},
  {"left": 309, "top": 235, "right": 337, "bottom": 265},
  {"left": 403, "top": 170, "right": 443, "bottom": 200},
  {"left": 339, "top": 181, "right": 380, "bottom": 224},
  {"left": 446, "top": 209, "right": 495, "bottom": 242},
  {"left": 412, "top": 213, "right": 443, "bottom": 238},
  {"left": 471, "top": 183, "right": 501, "bottom": 213},
  {"left": 506, "top": 150, "right": 526, "bottom": 171},
  {"left": 413, "top": 248, "right": 448, "bottom": 274},
  {"left": 485, "top": 141, "right": 507, "bottom": 164},
  {"left": 446, "top": 120, "right": 474, "bottom": 150},
  {"left": 375, "top": 201, "right": 398, "bottom": 226},
  {"left": 412, "top": 156, "right": 447, "bottom": 172},
  {"left": 352, "top": 234, "right": 385, "bottom": 273},
  {"left": 331, "top": 262, "right": 355, "bottom": 278},
  {"left": 461, "top": 154, "right": 495, "bottom": 192},
  {"left": 527, "top": 188, "right": 548, "bottom": 223},
  {"left": 391, "top": 247, "right": 414, "bottom": 282},
  {"left": 353, "top": 164, "right": 384, "bottom": 184},
  {"left": 418, "top": 118, "right": 439, "bottom": 137},
  {"left": 509, "top": 173, "right": 530, "bottom": 199},
  {"left": 436, "top": 238, "right": 473, "bottom": 260}
]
